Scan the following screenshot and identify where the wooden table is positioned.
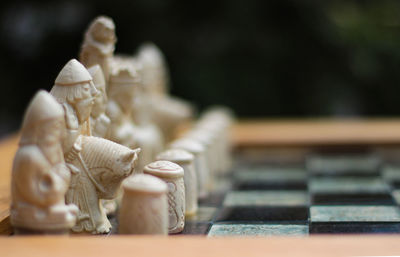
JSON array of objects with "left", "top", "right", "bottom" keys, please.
[{"left": 2, "top": 119, "right": 400, "bottom": 256}]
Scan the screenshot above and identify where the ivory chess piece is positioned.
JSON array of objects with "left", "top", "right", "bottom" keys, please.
[
  {"left": 11, "top": 90, "right": 78, "bottom": 234},
  {"left": 88, "top": 65, "right": 111, "bottom": 138},
  {"left": 51, "top": 59, "right": 141, "bottom": 234},
  {"left": 79, "top": 16, "right": 116, "bottom": 83},
  {"left": 130, "top": 60, "right": 164, "bottom": 172},
  {"left": 169, "top": 138, "right": 209, "bottom": 199},
  {"left": 157, "top": 149, "right": 198, "bottom": 216},
  {"left": 144, "top": 161, "right": 185, "bottom": 234},
  {"left": 119, "top": 174, "right": 168, "bottom": 235},
  {"left": 137, "top": 42, "right": 193, "bottom": 142},
  {"left": 106, "top": 65, "right": 138, "bottom": 147}
]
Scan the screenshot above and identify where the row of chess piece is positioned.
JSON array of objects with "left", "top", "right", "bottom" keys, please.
[{"left": 10, "top": 15, "right": 233, "bottom": 235}]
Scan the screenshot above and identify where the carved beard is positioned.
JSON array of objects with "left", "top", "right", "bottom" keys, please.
[{"left": 76, "top": 98, "right": 94, "bottom": 123}]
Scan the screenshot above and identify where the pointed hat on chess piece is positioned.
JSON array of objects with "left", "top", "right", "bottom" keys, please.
[
  {"left": 55, "top": 59, "right": 93, "bottom": 85},
  {"left": 20, "top": 90, "right": 64, "bottom": 144}
]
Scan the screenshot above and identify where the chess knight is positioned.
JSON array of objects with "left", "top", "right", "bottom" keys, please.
[
  {"left": 51, "top": 59, "right": 140, "bottom": 234},
  {"left": 80, "top": 16, "right": 116, "bottom": 84},
  {"left": 11, "top": 90, "right": 78, "bottom": 233}
]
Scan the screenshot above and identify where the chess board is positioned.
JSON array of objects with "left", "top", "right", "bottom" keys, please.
[
  {"left": 170, "top": 152, "right": 400, "bottom": 236},
  {"left": 3, "top": 120, "right": 400, "bottom": 257}
]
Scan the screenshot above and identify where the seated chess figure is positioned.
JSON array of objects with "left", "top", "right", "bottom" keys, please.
[
  {"left": 80, "top": 16, "right": 116, "bottom": 83},
  {"left": 106, "top": 64, "right": 138, "bottom": 147},
  {"left": 137, "top": 42, "right": 193, "bottom": 142},
  {"left": 88, "top": 65, "right": 111, "bottom": 138},
  {"left": 10, "top": 90, "right": 78, "bottom": 234}
]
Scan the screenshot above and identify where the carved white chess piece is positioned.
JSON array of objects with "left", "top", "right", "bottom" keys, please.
[
  {"left": 79, "top": 16, "right": 116, "bottom": 83},
  {"left": 169, "top": 138, "right": 209, "bottom": 199},
  {"left": 88, "top": 65, "right": 111, "bottom": 138},
  {"left": 11, "top": 90, "right": 78, "bottom": 234},
  {"left": 157, "top": 149, "right": 197, "bottom": 216},
  {"left": 144, "top": 161, "right": 185, "bottom": 234},
  {"left": 106, "top": 65, "right": 138, "bottom": 147},
  {"left": 51, "top": 59, "right": 141, "bottom": 234},
  {"left": 137, "top": 42, "right": 193, "bottom": 142},
  {"left": 119, "top": 174, "right": 168, "bottom": 235}
]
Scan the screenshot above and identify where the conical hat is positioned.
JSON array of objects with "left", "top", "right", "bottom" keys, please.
[
  {"left": 55, "top": 59, "right": 92, "bottom": 85},
  {"left": 88, "top": 65, "right": 106, "bottom": 91},
  {"left": 22, "top": 90, "right": 64, "bottom": 130}
]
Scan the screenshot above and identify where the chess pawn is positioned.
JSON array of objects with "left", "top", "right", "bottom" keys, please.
[
  {"left": 169, "top": 138, "right": 209, "bottom": 199},
  {"left": 119, "top": 174, "right": 168, "bottom": 235},
  {"left": 79, "top": 16, "right": 116, "bottom": 83},
  {"left": 144, "top": 161, "right": 185, "bottom": 234},
  {"left": 11, "top": 90, "right": 78, "bottom": 234},
  {"left": 88, "top": 65, "right": 111, "bottom": 138},
  {"left": 183, "top": 130, "right": 216, "bottom": 190},
  {"left": 157, "top": 149, "right": 197, "bottom": 216}
]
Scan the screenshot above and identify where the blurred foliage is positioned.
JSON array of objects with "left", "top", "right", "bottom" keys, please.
[{"left": 0, "top": 0, "right": 400, "bottom": 134}]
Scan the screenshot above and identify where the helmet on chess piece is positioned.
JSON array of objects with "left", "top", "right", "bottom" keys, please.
[{"left": 20, "top": 90, "right": 64, "bottom": 145}]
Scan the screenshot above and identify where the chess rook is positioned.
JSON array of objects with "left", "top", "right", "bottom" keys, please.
[{"left": 144, "top": 161, "right": 185, "bottom": 234}]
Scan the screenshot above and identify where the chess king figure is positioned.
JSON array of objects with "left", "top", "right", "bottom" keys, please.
[
  {"left": 10, "top": 90, "right": 78, "bottom": 234},
  {"left": 51, "top": 59, "right": 140, "bottom": 234},
  {"left": 80, "top": 16, "right": 116, "bottom": 84}
]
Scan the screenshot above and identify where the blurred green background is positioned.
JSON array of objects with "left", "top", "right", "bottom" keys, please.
[{"left": 0, "top": 0, "right": 400, "bottom": 135}]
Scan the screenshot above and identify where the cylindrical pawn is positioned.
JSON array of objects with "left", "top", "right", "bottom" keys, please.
[
  {"left": 156, "top": 149, "right": 198, "bottom": 216},
  {"left": 169, "top": 138, "right": 209, "bottom": 199},
  {"left": 119, "top": 174, "right": 168, "bottom": 235},
  {"left": 144, "top": 161, "right": 185, "bottom": 234}
]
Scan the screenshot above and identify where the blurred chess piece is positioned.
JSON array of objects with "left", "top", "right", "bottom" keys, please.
[
  {"left": 11, "top": 90, "right": 78, "bottom": 234},
  {"left": 144, "top": 161, "right": 185, "bottom": 234},
  {"left": 79, "top": 16, "right": 116, "bottom": 84},
  {"left": 137, "top": 42, "right": 193, "bottom": 143},
  {"left": 88, "top": 65, "right": 111, "bottom": 138},
  {"left": 157, "top": 149, "right": 198, "bottom": 216},
  {"left": 106, "top": 65, "right": 137, "bottom": 147},
  {"left": 129, "top": 60, "right": 164, "bottom": 172},
  {"left": 169, "top": 138, "right": 209, "bottom": 199},
  {"left": 119, "top": 174, "right": 168, "bottom": 235}
]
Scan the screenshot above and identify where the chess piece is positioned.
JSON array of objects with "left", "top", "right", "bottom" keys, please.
[
  {"left": 50, "top": 59, "right": 98, "bottom": 157},
  {"left": 169, "top": 138, "right": 209, "bottom": 199},
  {"left": 183, "top": 130, "right": 215, "bottom": 190},
  {"left": 157, "top": 149, "right": 197, "bottom": 216},
  {"left": 11, "top": 90, "right": 78, "bottom": 234},
  {"left": 119, "top": 174, "right": 168, "bottom": 235},
  {"left": 51, "top": 59, "right": 141, "bottom": 234},
  {"left": 79, "top": 16, "right": 116, "bottom": 84},
  {"left": 130, "top": 60, "right": 164, "bottom": 172},
  {"left": 66, "top": 136, "right": 140, "bottom": 234},
  {"left": 137, "top": 42, "right": 193, "bottom": 142},
  {"left": 106, "top": 65, "right": 138, "bottom": 147},
  {"left": 144, "top": 161, "right": 185, "bottom": 234},
  {"left": 88, "top": 65, "right": 111, "bottom": 138}
]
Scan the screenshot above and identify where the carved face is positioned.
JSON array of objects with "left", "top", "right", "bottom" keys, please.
[
  {"left": 92, "top": 22, "right": 116, "bottom": 44},
  {"left": 112, "top": 84, "right": 135, "bottom": 113},
  {"left": 75, "top": 82, "right": 98, "bottom": 123},
  {"left": 91, "top": 87, "right": 107, "bottom": 118}
]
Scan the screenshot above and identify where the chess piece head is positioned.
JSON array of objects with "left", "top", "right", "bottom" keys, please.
[
  {"left": 137, "top": 42, "right": 169, "bottom": 97},
  {"left": 108, "top": 65, "right": 140, "bottom": 113},
  {"left": 86, "top": 16, "right": 116, "bottom": 49},
  {"left": 51, "top": 59, "right": 98, "bottom": 123},
  {"left": 88, "top": 65, "right": 107, "bottom": 118},
  {"left": 20, "top": 90, "right": 65, "bottom": 148}
]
